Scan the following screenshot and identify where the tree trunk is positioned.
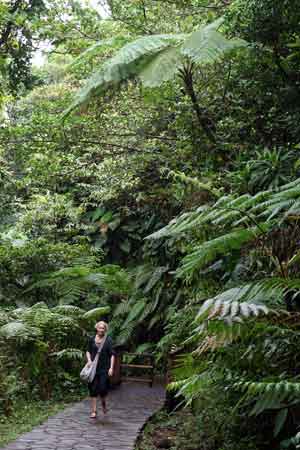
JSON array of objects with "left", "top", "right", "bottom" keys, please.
[{"left": 179, "top": 64, "right": 216, "bottom": 144}]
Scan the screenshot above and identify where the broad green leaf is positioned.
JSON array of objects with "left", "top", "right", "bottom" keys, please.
[{"left": 92, "top": 207, "right": 105, "bottom": 222}]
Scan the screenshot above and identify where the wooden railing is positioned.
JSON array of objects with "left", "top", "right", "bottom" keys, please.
[{"left": 120, "top": 352, "right": 155, "bottom": 387}]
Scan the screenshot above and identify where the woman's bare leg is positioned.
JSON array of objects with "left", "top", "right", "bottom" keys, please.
[
  {"left": 100, "top": 395, "right": 107, "bottom": 413},
  {"left": 90, "top": 397, "right": 97, "bottom": 417}
]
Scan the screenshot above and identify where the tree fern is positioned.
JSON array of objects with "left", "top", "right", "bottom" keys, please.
[
  {"left": 64, "top": 19, "right": 245, "bottom": 115},
  {"left": 64, "top": 34, "right": 185, "bottom": 115}
]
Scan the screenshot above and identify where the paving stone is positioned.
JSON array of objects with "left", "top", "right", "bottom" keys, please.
[{"left": 0, "top": 382, "right": 165, "bottom": 450}]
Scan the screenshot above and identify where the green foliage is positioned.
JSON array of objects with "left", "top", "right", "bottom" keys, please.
[
  {"left": 148, "top": 177, "right": 300, "bottom": 244},
  {"left": 225, "top": 0, "right": 300, "bottom": 47},
  {"left": 64, "top": 33, "right": 186, "bottom": 114},
  {"left": 0, "top": 0, "right": 46, "bottom": 93},
  {"left": 0, "top": 239, "right": 100, "bottom": 306},
  {"left": 2, "top": 1, "right": 300, "bottom": 449},
  {"left": 196, "top": 296, "right": 270, "bottom": 323},
  {"left": 82, "top": 306, "right": 111, "bottom": 323},
  {"left": 177, "top": 225, "right": 269, "bottom": 278},
  {"left": 0, "top": 302, "right": 88, "bottom": 412},
  {"left": 16, "top": 193, "right": 83, "bottom": 241},
  {"left": 65, "top": 18, "right": 245, "bottom": 115},
  {"left": 234, "top": 380, "right": 300, "bottom": 416},
  {"left": 246, "top": 147, "right": 298, "bottom": 193}
]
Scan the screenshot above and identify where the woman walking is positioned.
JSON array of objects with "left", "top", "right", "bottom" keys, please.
[{"left": 86, "top": 321, "right": 115, "bottom": 418}]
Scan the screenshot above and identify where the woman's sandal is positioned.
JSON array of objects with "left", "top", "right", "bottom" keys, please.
[{"left": 90, "top": 411, "right": 97, "bottom": 419}]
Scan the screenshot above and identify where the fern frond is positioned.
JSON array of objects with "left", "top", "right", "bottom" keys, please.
[
  {"left": 51, "top": 305, "right": 86, "bottom": 317},
  {"left": 181, "top": 19, "right": 245, "bottom": 64},
  {"left": 176, "top": 374, "right": 211, "bottom": 405},
  {"left": 58, "top": 280, "right": 87, "bottom": 304},
  {"left": 234, "top": 380, "right": 300, "bottom": 416},
  {"left": 64, "top": 34, "right": 185, "bottom": 115},
  {"left": 148, "top": 178, "right": 300, "bottom": 242},
  {"left": 52, "top": 348, "right": 84, "bottom": 361},
  {"left": 55, "top": 316, "right": 80, "bottom": 332},
  {"left": 143, "top": 266, "right": 168, "bottom": 293},
  {"left": 114, "top": 301, "right": 131, "bottom": 316},
  {"left": 139, "top": 46, "right": 182, "bottom": 87},
  {"left": 82, "top": 307, "right": 111, "bottom": 323},
  {"left": 69, "top": 36, "right": 129, "bottom": 68},
  {"left": 116, "top": 322, "right": 135, "bottom": 345},
  {"left": 0, "top": 321, "right": 42, "bottom": 341},
  {"left": 205, "top": 299, "right": 269, "bottom": 321},
  {"left": 177, "top": 225, "right": 269, "bottom": 278},
  {"left": 64, "top": 19, "right": 245, "bottom": 116},
  {"left": 122, "top": 299, "right": 147, "bottom": 327}
]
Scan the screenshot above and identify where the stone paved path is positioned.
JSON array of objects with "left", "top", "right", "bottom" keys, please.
[{"left": 0, "top": 382, "right": 165, "bottom": 450}]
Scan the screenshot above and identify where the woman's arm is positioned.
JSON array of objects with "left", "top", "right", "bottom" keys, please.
[
  {"left": 107, "top": 337, "right": 116, "bottom": 376},
  {"left": 108, "top": 354, "right": 115, "bottom": 376},
  {"left": 86, "top": 337, "right": 93, "bottom": 366},
  {"left": 86, "top": 351, "right": 92, "bottom": 366}
]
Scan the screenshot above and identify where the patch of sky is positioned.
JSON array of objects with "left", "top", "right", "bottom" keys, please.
[{"left": 32, "top": 0, "right": 110, "bottom": 67}]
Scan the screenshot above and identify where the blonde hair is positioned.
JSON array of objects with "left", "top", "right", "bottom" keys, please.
[{"left": 95, "top": 321, "right": 108, "bottom": 333}]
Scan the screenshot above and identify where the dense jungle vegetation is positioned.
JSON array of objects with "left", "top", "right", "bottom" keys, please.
[{"left": 1, "top": 0, "right": 300, "bottom": 448}]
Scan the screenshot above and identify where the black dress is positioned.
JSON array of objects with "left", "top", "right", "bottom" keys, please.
[{"left": 87, "top": 335, "right": 115, "bottom": 398}]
